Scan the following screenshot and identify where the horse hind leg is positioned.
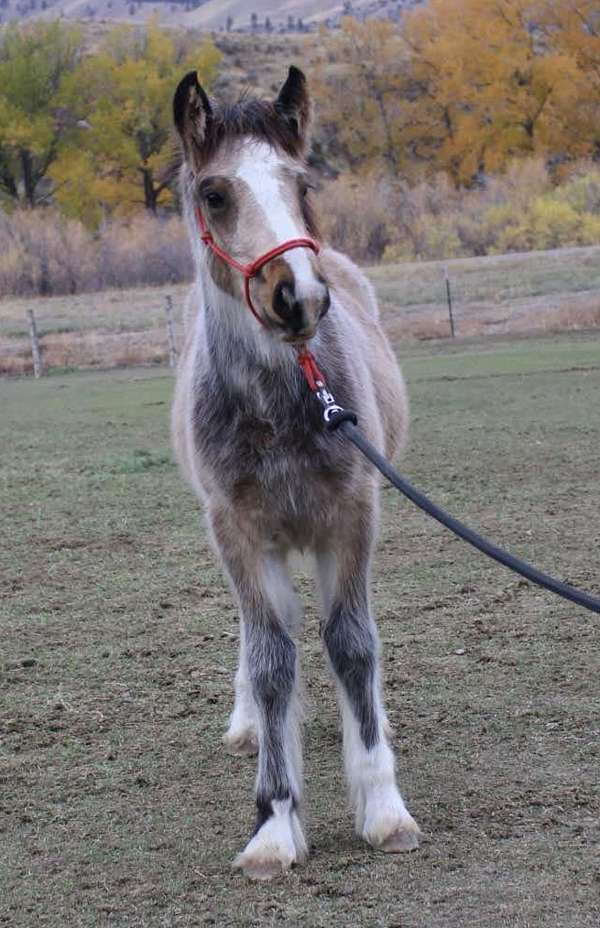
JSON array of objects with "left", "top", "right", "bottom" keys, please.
[{"left": 317, "top": 502, "right": 421, "bottom": 853}]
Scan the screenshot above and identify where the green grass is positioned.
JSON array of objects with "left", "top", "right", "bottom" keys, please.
[
  {"left": 401, "top": 330, "right": 600, "bottom": 379},
  {"left": 1, "top": 332, "right": 600, "bottom": 927}
]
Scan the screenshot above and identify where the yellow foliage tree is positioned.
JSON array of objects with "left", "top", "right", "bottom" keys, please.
[
  {"left": 401, "top": 0, "right": 583, "bottom": 184},
  {"left": 0, "top": 22, "right": 84, "bottom": 208},
  {"left": 50, "top": 22, "right": 221, "bottom": 226},
  {"left": 315, "top": 3, "right": 598, "bottom": 185},
  {"left": 538, "top": 0, "right": 600, "bottom": 164}
]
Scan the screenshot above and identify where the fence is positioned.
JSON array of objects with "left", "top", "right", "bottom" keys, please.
[
  {"left": 370, "top": 245, "right": 600, "bottom": 343},
  {"left": 2, "top": 246, "right": 600, "bottom": 377},
  {"left": 0, "top": 287, "right": 187, "bottom": 377}
]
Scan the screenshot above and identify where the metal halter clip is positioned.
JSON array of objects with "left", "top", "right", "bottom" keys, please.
[
  {"left": 314, "top": 384, "right": 346, "bottom": 426},
  {"left": 296, "top": 352, "right": 358, "bottom": 431}
]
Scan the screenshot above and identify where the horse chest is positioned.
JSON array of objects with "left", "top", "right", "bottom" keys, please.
[{"left": 193, "top": 375, "right": 347, "bottom": 517}]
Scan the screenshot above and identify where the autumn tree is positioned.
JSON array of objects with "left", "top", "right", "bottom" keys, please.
[
  {"left": 539, "top": 0, "right": 600, "bottom": 162},
  {"left": 401, "top": 0, "right": 581, "bottom": 184},
  {"left": 50, "top": 23, "right": 220, "bottom": 226},
  {"left": 313, "top": 18, "right": 410, "bottom": 177},
  {"left": 315, "top": 4, "right": 598, "bottom": 186},
  {"left": 0, "top": 22, "right": 84, "bottom": 208}
]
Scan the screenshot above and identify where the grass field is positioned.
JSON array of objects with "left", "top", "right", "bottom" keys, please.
[
  {"left": 1, "top": 331, "right": 600, "bottom": 927},
  {"left": 2, "top": 245, "right": 599, "bottom": 375}
]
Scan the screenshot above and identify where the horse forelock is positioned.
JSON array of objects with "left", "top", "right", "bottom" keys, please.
[{"left": 173, "top": 93, "right": 306, "bottom": 174}]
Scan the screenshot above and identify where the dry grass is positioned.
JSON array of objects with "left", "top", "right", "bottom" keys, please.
[
  {"left": 2, "top": 246, "right": 599, "bottom": 376},
  {"left": 380, "top": 288, "right": 600, "bottom": 343},
  {"left": 372, "top": 246, "right": 600, "bottom": 342},
  {"left": 0, "top": 285, "right": 188, "bottom": 375},
  {"left": 0, "top": 330, "right": 174, "bottom": 376}
]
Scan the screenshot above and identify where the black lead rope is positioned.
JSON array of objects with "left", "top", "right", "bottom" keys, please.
[{"left": 318, "top": 403, "right": 600, "bottom": 616}]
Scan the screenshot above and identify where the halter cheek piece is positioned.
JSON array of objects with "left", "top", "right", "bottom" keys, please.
[{"left": 195, "top": 205, "right": 320, "bottom": 328}]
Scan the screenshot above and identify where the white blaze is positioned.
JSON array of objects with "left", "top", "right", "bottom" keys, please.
[{"left": 235, "top": 142, "right": 321, "bottom": 300}]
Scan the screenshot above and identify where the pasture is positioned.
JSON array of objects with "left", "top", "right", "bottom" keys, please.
[
  {"left": 1, "top": 331, "right": 600, "bottom": 926},
  {"left": 2, "top": 245, "right": 600, "bottom": 375}
]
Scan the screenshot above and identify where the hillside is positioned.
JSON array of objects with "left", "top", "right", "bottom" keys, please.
[{"left": 1, "top": 0, "right": 418, "bottom": 32}]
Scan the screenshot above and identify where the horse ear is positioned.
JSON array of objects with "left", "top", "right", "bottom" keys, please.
[
  {"left": 173, "top": 71, "right": 212, "bottom": 155},
  {"left": 275, "top": 66, "right": 311, "bottom": 144}
]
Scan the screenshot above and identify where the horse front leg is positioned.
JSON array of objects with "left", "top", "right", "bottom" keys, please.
[
  {"left": 225, "top": 547, "right": 304, "bottom": 757},
  {"left": 317, "top": 496, "right": 421, "bottom": 853},
  {"left": 210, "top": 507, "right": 306, "bottom": 879}
]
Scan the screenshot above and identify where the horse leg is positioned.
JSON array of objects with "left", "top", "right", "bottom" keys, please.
[
  {"left": 224, "top": 621, "right": 259, "bottom": 756},
  {"left": 210, "top": 507, "right": 306, "bottom": 879},
  {"left": 317, "top": 497, "right": 420, "bottom": 853},
  {"left": 225, "top": 553, "right": 303, "bottom": 757}
]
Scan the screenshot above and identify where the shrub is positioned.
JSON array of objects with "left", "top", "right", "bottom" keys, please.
[
  {"left": 3, "top": 159, "right": 600, "bottom": 300},
  {"left": 0, "top": 210, "right": 98, "bottom": 296},
  {"left": 0, "top": 210, "right": 193, "bottom": 297},
  {"left": 495, "top": 198, "right": 600, "bottom": 253},
  {"left": 97, "top": 215, "right": 193, "bottom": 290},
  {"left": 320, "top": 158, "right": 600, "bottom": 263},
  {"left": 318, "top": 174, "right": 395, "bottom": 262}
]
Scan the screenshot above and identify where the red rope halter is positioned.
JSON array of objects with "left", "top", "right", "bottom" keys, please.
[{"left": 195, "top": 205, "right": 320, "bottom": 328}]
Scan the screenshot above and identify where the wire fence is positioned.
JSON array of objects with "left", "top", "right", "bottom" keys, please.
[
  {"left": 371, "top": 245, "right": 600, "bottom": 342},
  {"left": 0, "top": 286, "right": 188, "bottom": 377},
  {"left": 2, "top": 246, "right": 600, "bottom": 377}
]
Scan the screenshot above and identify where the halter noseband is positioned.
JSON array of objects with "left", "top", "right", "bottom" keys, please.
[{"left": 195, "top": 205, "right": 320, "bottom": 327}]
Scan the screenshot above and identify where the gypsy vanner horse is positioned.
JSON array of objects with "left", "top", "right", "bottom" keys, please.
[{"left": 171, "top": 65, "right": 420, "bottom": 880}]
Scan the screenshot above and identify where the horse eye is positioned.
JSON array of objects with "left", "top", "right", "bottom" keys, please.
[{"left": 205, "top": 190, "right": 226, "bottom": 211}]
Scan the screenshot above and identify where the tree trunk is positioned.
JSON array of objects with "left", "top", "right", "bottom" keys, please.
[
  {"left": 142, "top": 166, "right": 158, "bottom": 214},
  {"left": 20, "top": 149, "right": 36, "bottom": 207}
]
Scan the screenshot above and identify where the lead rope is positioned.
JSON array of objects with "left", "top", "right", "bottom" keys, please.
[
  {"left": 193, "top": 204, "right": 599, "bottom": 615},
  {"left": 296, "top": 347, "right": 600, "bottom": 616}
]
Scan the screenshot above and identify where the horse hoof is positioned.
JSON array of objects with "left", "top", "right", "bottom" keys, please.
[
  {"left": 364, "top": 811, "right": 421, "bottom": 853},
  {"left": 233, "top": 852, "right": 292, "bottom": 881},
  {"left": 223, "top": 728, "right": 258, "bottom": 757},
  {"left": 233, "top": 799, "right": 307, "bottom": 880},
  {"left": 379, "top": 820, "right": 421, "bottom": 853}
]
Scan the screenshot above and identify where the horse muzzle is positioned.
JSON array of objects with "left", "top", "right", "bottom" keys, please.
[{"left": 272, "top": 278, "right": 330, "bottom": 341}]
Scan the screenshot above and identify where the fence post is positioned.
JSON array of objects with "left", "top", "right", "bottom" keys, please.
[
  {"left": 26, "top": 309, "right": 43, "bottom": 378},
  {"left": 443, "top": 266, "right": 456, "bottom": 338},
  {"left": 164, "top": 295, "right": 178, "bottom": 368}
]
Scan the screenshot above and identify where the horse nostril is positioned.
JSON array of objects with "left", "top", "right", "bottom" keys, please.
[
  {"left": 272, "top": 281, "right": 306, "bottom": 333},
  {"left": 272, "top": 280, "right": 328, "bottom": 335},
  {"left": 273, "top": 280, "right": 296, "bottom": 321}
]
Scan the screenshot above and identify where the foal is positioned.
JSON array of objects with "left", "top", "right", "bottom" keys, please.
[{"left": 171, "top": 66, "right": 420, "bottom": 879}]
